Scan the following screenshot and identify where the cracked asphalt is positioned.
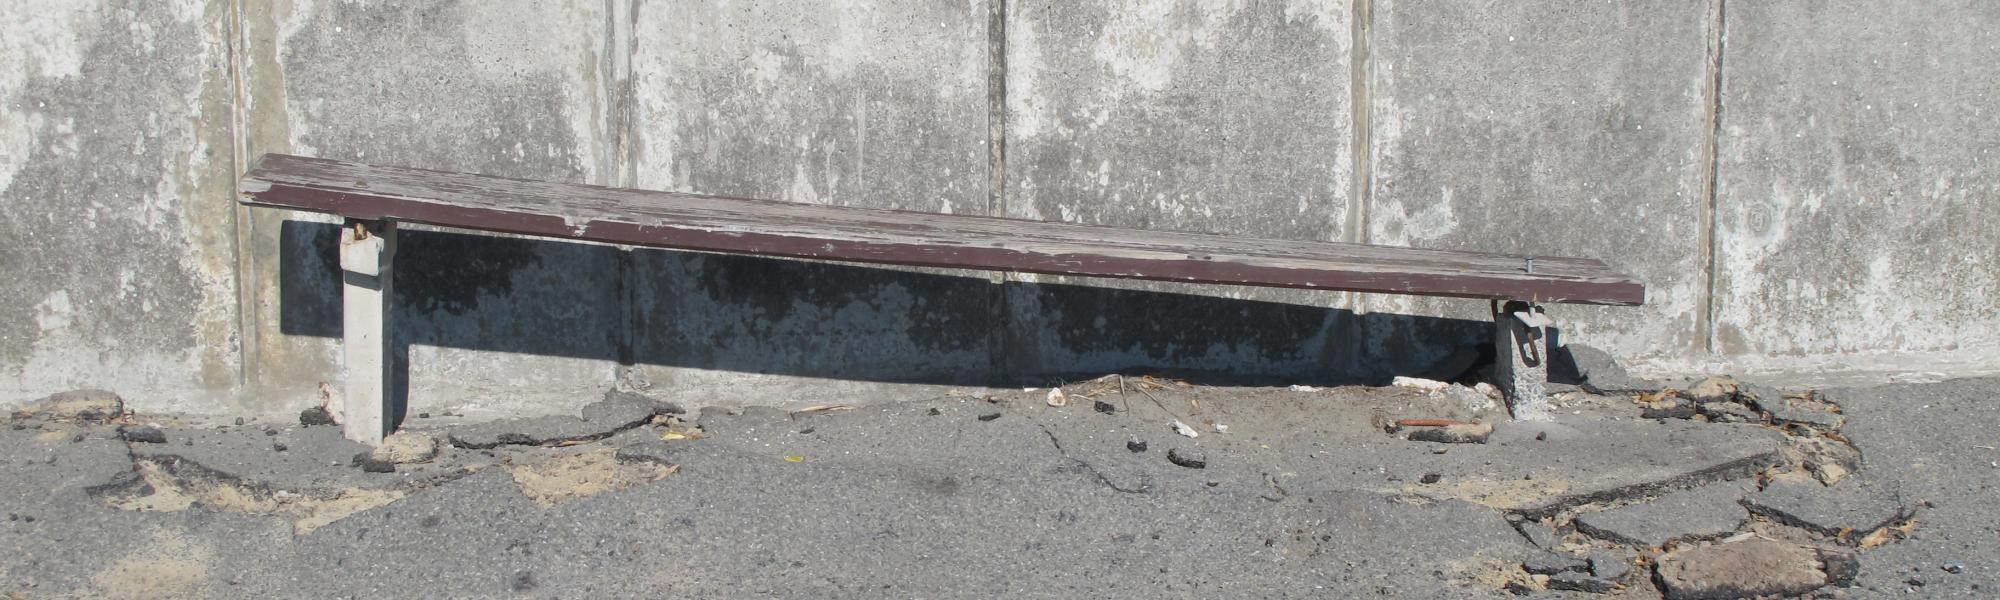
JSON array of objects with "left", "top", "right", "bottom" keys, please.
[{"left": 2, "top": 375, "right": 1996, "bottom": 599}]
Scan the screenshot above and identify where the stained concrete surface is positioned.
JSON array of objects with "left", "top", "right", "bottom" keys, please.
[
  {"left": 1710, "top": 2, "right": 2000, "bottom": 358},
  {"left": 0, "top": 0, "right": 240, "bottom": 409},
  {"left": 3, "top": 375, "right": 1993, "bottom": 598},
  {"left": 1363, "top": 0, "right": 1717, "bottom": 369}
]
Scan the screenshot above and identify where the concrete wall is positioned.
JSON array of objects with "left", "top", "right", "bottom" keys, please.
[{"left": 3, "top": 0, "right": 1995, "bottom": 415}]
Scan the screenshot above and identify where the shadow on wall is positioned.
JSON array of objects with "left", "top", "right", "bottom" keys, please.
[{"left": 277, "top": 220, "right": 1501, "bottom": 396}]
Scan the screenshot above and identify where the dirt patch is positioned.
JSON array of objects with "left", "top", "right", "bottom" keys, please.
[
  {"left": 91, "top": 456, "right": 405, "bottom": 535},
  {"left": 89, "top": 529, "right": 213, "bottom": 599},
  {"left": 507, "top": 449, "right": 678, "bottom": 507},
  {"left": 1410, "top": 476, "right": 1574, "bottom": 511},
  {"left": 1444, "top": 555, "right": 1544, "bottom": 594}
]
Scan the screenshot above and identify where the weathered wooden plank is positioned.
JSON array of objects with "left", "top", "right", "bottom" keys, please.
[{"left": 239, "top": 154, "right": 1646, "bottom": 305}]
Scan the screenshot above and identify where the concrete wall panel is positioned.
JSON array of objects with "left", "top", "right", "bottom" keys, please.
[
  {"left": 1364, "top": 0, "right": 1715, "bottom": 369},
  {"left": 238, "top": 0, "right": 622, "bottom": 416},
  {"left": 1002, "top": 0, "right": 1357, "bottom": 381},
  {"left": 626, "top": 0, "right": 999, "bottom": 399},
  {"left": 1712, "top": 2, "right": 2000, "bottom": 358},
  {"left": 0, "top": 0, "right": 240, "bottom": 411}
]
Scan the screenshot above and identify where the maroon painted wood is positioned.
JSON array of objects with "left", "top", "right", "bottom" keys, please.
[{"left": 239, "top": 154, "right": 1645, "bottom": 305}]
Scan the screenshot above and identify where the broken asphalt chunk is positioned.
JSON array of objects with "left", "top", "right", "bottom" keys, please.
[
  {"left": 299, "top": 406, "right": 336, "bottom": 427},
  {"left": 1653, "top": 539, "right": 1830, "bottom": 600},
  {"left": 1741, "top": 477, "right": 1917, "bottom": 540},
  {"left": 1546, "top": 571, "right": 1616, "bottom": 594},
  {"left": 1521, "top": 552, "right": 1589, "bottom": 575},
  {"left": 120, "top": 426, "right": 166, "bottom": 444},
  {"left": 1571, "top": 482, "right": 1751, "bottom": 548}
]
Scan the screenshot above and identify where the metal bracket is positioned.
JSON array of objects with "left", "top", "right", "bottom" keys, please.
[{"left": 1494, "top": 300, "right": 1551, "bottom": 421}]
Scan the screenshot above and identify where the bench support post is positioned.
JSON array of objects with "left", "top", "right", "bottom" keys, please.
[
  {"left": 1494, "top": 300, "right": 1552, "bottom": 421},
  {"left": 339, "top": 218, "right": 396, "bottom": 445}
]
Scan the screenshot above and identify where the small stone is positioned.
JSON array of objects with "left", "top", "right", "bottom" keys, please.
[
  {"left": 926, "top": 407, "right": 942, "bottom": 416},
  {"left": 17, "top": 389, "right": 125, "bottom": 423},
  {"left": 1654, "top": 539, "right": 1828, "bottom": 600},
  {"left": 299, "top": 406, "right": 336, "bottom": 427},
  {"left": 1546, "top": 571, "right": 1616, "bottom": 593},
  {"left": 272, "top": 442, "right": 288, "bottom": 452},
  {"left": 1126, "top": 439, "right": 1148, "bottom": 453},
  {"left": 359, "top": 460, "right": 396, "bottom": 474},
  {"left": 1166, "top": 448, "right": 1206, "bottom": 469},
  {"left": 976, "top": 412, "right": 1001, "bottom": 422},
  {"left": 370, "top": 431, "right": 441, "bottom": 464},
  {"left": 264, "top": 428, "right": 278, "bottom": 436},
  {"left": 234, "top": 417, "right": 245, "bottom": 426},
  {"left": 1093, "top": 400, "right": 1116, "bottom": 414},
  {"left": 418, "top": 412, "right": 432, "bottom": 419},
  {"left": 1407, "top": 423, "right": 1493, "bottom": 444},
  {"left": 1419, "top": 473, "right": 1442, "bottom": 484},
  {"left": 1522, "top": 552, "right": 1589, "bottom": 575},
  {"left": 1943, "top": 562, "right": 1965, "bottom": 574},
  {"left": 120, "top": 426, "right": 167, "bottom": 444}
]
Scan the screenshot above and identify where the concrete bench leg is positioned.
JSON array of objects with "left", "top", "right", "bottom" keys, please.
[
  {"left": 339, "top": 219, "right": 395, "bottom": 445},
  {"left": 1495, "top": 300, "right": 1552, "bottom": 421}
]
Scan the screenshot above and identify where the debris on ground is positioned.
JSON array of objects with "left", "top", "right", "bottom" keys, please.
[
  {"left": 792, "top": 404, "right": 855, "bottom": 414},
  {"left": 1126, "top": 439, "right": 1147, "bottom": 453},
  {"left": 370, "top": 431, "right": 440, "bottom": 464},
  {"left": 1391, "top": 376, "right": 1451, "bottom": 393},
  {"left": 1686, "top": 376, "right": 1741, "bottom": 404},
  {"left": 1406, "top": 423, "right": 1493, "bottom": 445},
  {"left": 1171, "top": 420, "right": 1199, "bottom": 438},
  {"left": 11, "top": 389, "right": 125, "bottom": 422},
  {"left": 299, "top": 406, "right": 337, "bottom": 427},
  {"left": 1045, "top": 388, "right": 1067, "bottom": 407},
  {"left": 1166, "top": 448, "right": 1206, "bottom": 469},
  {"left": 1652, "top": 538, "right": 1833, "bottom": 599},
  {"left": 977, "top": 412, "right": 1001, "bottom": 422},
  {"left": 1545, "top": 571, "right": 1617, "bottom": 593},
  {"left": 120, "top": 426, "right": 167, "bottom": 444}
]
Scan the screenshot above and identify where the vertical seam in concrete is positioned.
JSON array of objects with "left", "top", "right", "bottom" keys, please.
[
  {"left": 227, "top": 0, "right": 255, "bottom": 389},
  {"left": 1697, "top": 0, "right": 1727, "bottom": 356},
  {"left": 611, "top": 0, "right": 640, "bottom": 370},
  {"left": 987, "top": 0, "right": 1017, "bottom": 383},
  {"left": 1342, "top": 0, "right": 1373, "bottom": 319}
]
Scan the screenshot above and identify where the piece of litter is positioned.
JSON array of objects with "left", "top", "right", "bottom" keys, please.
[
  {"left": 783, "top": 455, "right": 805, "bottom": 463},
  {"left": 1288, "top": 385, "right": 1320, "bottom": 392},
  {"left": 1172, "top": 420, "right": 1200, "bottom": 438},
  {"left": 793, "top": 404, "right": 855, "bottom": 414},
  {"left": 1720, "top": 532, "right": 1756, "bottom": 544},
  {"left": 1212, "top": 423, "right": 1229, "bottom": 434},
  {"left": 662, "top": 431, "right": 687, "bottom": 441},
  {"left": 1046, "top": 388, "right": 1068, "bottom": 407},
  {"left": 1392, "top": 376, "right": 1450, "bottom": 393},
  {"left": 1022, "top": 388, "right": 1038, "bottom": 392}
]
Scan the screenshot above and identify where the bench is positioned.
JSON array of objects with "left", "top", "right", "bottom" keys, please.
[{"left": 239, "top": 154, "right": 1645, "bottom": 444}]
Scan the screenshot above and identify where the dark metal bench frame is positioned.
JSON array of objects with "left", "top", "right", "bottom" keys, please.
[{"left": 240, "top": 154, "right": 1645, "bottom": 445}]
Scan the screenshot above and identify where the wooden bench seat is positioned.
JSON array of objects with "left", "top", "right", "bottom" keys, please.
[{"left": 239, "top": 154, "right": 1645, "bottom": 444}]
